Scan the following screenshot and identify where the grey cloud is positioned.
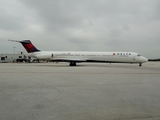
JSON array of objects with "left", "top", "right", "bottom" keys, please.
[{"left": 0, "top": 0, "right": 160, "bottom": 58}]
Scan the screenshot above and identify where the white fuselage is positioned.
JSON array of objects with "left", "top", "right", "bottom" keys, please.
[{"left": 28, "top": 51, "right": 148, "bottom": 64}]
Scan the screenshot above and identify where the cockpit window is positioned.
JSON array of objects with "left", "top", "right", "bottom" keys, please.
[{"left": 137, "top": 54, "right": 142, "bottom": 57}]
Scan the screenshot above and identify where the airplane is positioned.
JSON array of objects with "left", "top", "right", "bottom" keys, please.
[{"left": 9, "top": 40, "right": 148, "bottom": 66}]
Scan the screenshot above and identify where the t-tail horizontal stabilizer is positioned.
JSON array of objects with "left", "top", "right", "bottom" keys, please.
[{"left": 9, "top": 39, "right": 40, "bottom": 53}]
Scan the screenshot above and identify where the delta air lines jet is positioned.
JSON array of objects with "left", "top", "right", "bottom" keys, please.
[{"left": 10, "top": 40, "right": 148, "bottom": 66}]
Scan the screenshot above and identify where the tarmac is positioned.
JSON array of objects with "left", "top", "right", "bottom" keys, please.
[{"left": 0, "top": 62, "right": 160, "bottom": 120}]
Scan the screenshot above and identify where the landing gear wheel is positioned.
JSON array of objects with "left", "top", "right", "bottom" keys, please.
[
  {"left": 70, "top": 62, "right": 76, "bottom": 66},
  {"left": 139, "top": 63, "right": 142, "bottom": 66}
]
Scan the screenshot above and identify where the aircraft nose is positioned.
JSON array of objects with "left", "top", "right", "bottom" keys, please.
[{"left": 142, "top": 57, "right": 148, "bottom": 62}]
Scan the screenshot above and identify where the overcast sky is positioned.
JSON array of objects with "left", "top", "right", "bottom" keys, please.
[{"left": 0, "top": 0, "right": 160, "bottom": 58}]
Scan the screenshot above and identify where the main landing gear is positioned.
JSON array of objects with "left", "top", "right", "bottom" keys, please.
[
  {"left": 70, "top": 62, "right": 76, "bottom": 66},
  {"left": 139, "top": 63, "right": 142, "bottom": 67}
]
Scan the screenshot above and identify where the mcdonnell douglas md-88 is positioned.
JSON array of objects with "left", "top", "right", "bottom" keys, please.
[{"left": 9, "top": 40, "right": 148, "bottom": 66}]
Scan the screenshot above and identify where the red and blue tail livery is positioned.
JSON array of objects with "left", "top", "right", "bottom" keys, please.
[
  {"left": 9, "top": 40, "right": 40, "bottom": 53},
  {"left": 19, "top": 40, "right": 40, "bottom": 53}
]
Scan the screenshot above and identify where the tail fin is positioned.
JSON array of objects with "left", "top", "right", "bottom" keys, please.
[
  {"left": 9, "top": 40, "right": 40, "bottom": 53},
  {"left": 19, "top": 40, "right": 40, "bottom": 53}
]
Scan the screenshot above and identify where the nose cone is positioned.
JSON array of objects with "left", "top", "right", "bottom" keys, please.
[{"left": 142, "top": 57, "right": 148, "bottom": 63}]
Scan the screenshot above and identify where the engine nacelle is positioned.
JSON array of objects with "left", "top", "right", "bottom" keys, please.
[{"left": 35, "top": 53, "right": 53, "bottom": 60}]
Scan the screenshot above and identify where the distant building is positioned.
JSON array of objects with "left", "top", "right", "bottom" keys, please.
[{"left": 0, "top": 51, "right": 30, "bottom": 63}]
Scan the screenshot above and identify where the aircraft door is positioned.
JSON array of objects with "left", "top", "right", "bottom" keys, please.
[
  {"left": 51, "top": 54, "right": 53, "bottom": 58},
  {"left": 133, "top": 54, "right": 136, "bottom": 61}
]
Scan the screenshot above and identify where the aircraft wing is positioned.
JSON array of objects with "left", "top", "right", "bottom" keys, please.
[
  {"left": 51, "top": 58, "right": 87, "bottom": 62},
  {"left": 62, "top": 58, "right": 87, "bottom": 62}
]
